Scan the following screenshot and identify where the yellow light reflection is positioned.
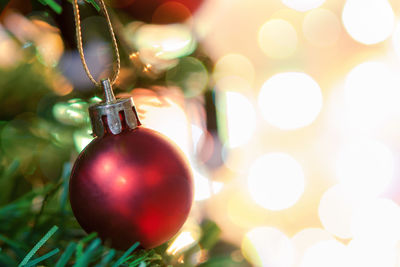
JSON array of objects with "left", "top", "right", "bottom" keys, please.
[
  {"left": 167, "top": 231, "right": 197, "bottom": 255},
  {"left": 344, "top": 61, "right": 400, "bottom": 132},
  {"left": 318, "top": 185, "right": 358, "bottom": 239},
  {"left": 351, "top": 198, "right": 400, "bottom": 245},
  {"left": 213, "top": 54, "right": 255, "bottom": 85},
  {"left": 281, "top": 0, "right": 326, "bottom": 12},
  {"left": 292, "top": 228, "right": 334, "bottom": 266},
  {"left": 299, "top": 240, "right": 347, "bottom": 267},
  {"left": 258, "top": 19, "right": 298, "bottom": 59},
  {"left": 342, "top": 0, "right": 394, "bottom": 45},
  {"left": 225, "top": 92, "right": 256, "bottom": 148},
  {"left": 336, "top": 138, "right": 394, "bottom": 198},
  {"left": 258, "top": 72, "right": 323, "bottom": 130},
  {"left": 303, "top": 8, "right": 341, "bottom": 47},
  {"left": 241, "top": 227, "right": 294, "bottom": 267},
  {"left": 248, "top": 153, "right": 305, "bottom": 211}
]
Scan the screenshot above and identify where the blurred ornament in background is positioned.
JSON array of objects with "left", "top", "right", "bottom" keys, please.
[
  {"left": 125, "top": 23, "right": 197, "bottom": 75},
  {"left": 166, "top": 57, "right": 208, "bottom": 98},
  {"left": 110, "top": 0, "right": 205, "bottom": 24},
  {"left": 52, "top": 99, "right": 89, "bottom": 126}
]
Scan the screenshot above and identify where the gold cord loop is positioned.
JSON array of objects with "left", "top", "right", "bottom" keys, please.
[{"left": 72, "top": 0, "right": 120, "bottom": 87}]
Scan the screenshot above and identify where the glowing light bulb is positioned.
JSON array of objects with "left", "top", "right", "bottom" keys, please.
[
  {"left": 258, "top": 72, "right": 323, "bottom": 130},
  {"left": 248, "top": 153, "right": 305, "bottom": 211},
  {"left": 342, "top": 0, "right": 394, "bottom": 45}
]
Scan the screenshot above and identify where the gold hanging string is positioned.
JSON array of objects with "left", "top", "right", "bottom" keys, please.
[{"left": 72, "top": 0, "right": 120, "bottom": 87}]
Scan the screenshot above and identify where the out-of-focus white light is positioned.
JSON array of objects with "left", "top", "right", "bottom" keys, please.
[
  {"left": 281, "top": 0, "right": 326, "bottom": 12},
  {"left": 393, "top": 20, "right": 400, "bottom": 59},
  {"left": 344, "top": 61, "right": 400, "bottom": 132},
  {"left": 342, "top": 0, "right": 394, "bottom": 45},
  {"left": 292, "top": 228, "right": 334, "bottom": 265},
  {"left": 258, "top": 19, "right": 298, "bottom": 59},
  {"left": 351, "top": 198, "right": 400, "bottom": 245},
  {"left": 226, "top": 92, "right": 256, "bottom": 148},
  {"left": 303, "top": 8, "right": 341, "bottom": 47},
  {"left": 138, "top": 98, "right": 190, "bottom": 156},
  {"left": 248, "top": 153, "right": 305, "bottom": 211},
  {"left": 299, "top": 240, "right": 348, "bottom": 267},
  {"left": 347, "top": 238, "right": 398, "bottom": 267},
  {"left": 258, "top": 72, "right": 323, "bottom": 130},
  {"left": 167, "top": 231, "right": 197, "bottom": 255},
  {"left": 193, "top": 168, "right": 223, "bottom": 201},
  {"left": 318, "top": 185, "right": 358, "bottom": 239},
  {"left": 242, "top": 227, "right": 294, "bottom": 267},
  {"left": 213, "top": 54, "right": 255, "bottom": 85},
  {"left": 336, "top": 138, "right": 394, "bottom": 198}
]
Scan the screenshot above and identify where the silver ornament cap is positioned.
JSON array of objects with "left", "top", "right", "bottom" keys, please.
[{"left": 89, "top": 78, "right": 140, "bottom": 138}]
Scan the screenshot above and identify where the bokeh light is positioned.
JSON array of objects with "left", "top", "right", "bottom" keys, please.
[
  {"left": 258, "top": 72, "right": 323, "bottom": 130},
  {"left": 342, "top": 0, "right": 395, "bottom": 45},
  {"left": 213, "top": 54, "right": 255, "bottom": 85},
  {"left": 248, "top": 153, "right": 305, "bottom": 211},
  {"left": 344, "top": 61, "right": 400, "bottom": 132},
  {"left": 166, "top": 57, "right": 209, "bottom": 97},
  {"left": 393, "top": 20, "right": 400, "bottom": 59},
  {"left": 351, "top": 198, "right": 400, "bottom": 245},
  {"left": 318, "top": 185, "right": 359, "bottom": 239},
  {"left": 225, "top": 92, "right": 256, "bottom": 148},
  {"left": 258, "top": 19, "right": 298, "bottom": 59},
  {"left": 292, "top": 228, "right": 334, "bottom": 265},
  {"left": 193, "top": 168, "right": 223, "bottom": 201},
  {"left": 336, "top": 138, "right": 394, "bottom": 198},
  {"left": 242, "top": 227, "right": 294, "bottom": 267},
  {"left": 302, "top": 8, "right": 341, "bottom": 47},
  {"left": 281, "top": 0, "right": 326, "bottom": 12},
  {"left": 347, "top": 238, "right": 399, "bottom": 267},
  {"left": 299, "top": 240, "right": 347, "bottom": 267}
]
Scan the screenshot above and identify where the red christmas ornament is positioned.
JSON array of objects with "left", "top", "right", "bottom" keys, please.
[
  {"left": 69, "top": 79, "right": 193, "bottom": 250},
  {"left": 111, "top": 0, "right": 205, "bottom": 24}
]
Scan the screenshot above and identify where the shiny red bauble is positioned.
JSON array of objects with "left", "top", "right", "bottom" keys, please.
[
  {"left": 69, "top": 127, "right": 193, "bottom": 249},
  {"left": 111, "top": 0, "right": 205, "bottom": 24}
]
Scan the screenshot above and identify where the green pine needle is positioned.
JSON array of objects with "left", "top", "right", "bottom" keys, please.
[
  {"left": 55, "top": 242, "right": 77, "bottom": 267},
  {"left": 24, "top": 248, "right": 60, "bottom": 267},
  {"left": 18, "top": 225, "right": 59, "bottom": 267},
  {"left": 96, "top": 249, "right": 115, "bottom": 267},
  {"left": 38, "top": 0, "right": 62, "bottom": 14},
  {"left": 112, "top": 242, "right": 140, "bottom": 267},
  {"left": 74, "top": 238, "right": 102, "bottom": 267}
]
